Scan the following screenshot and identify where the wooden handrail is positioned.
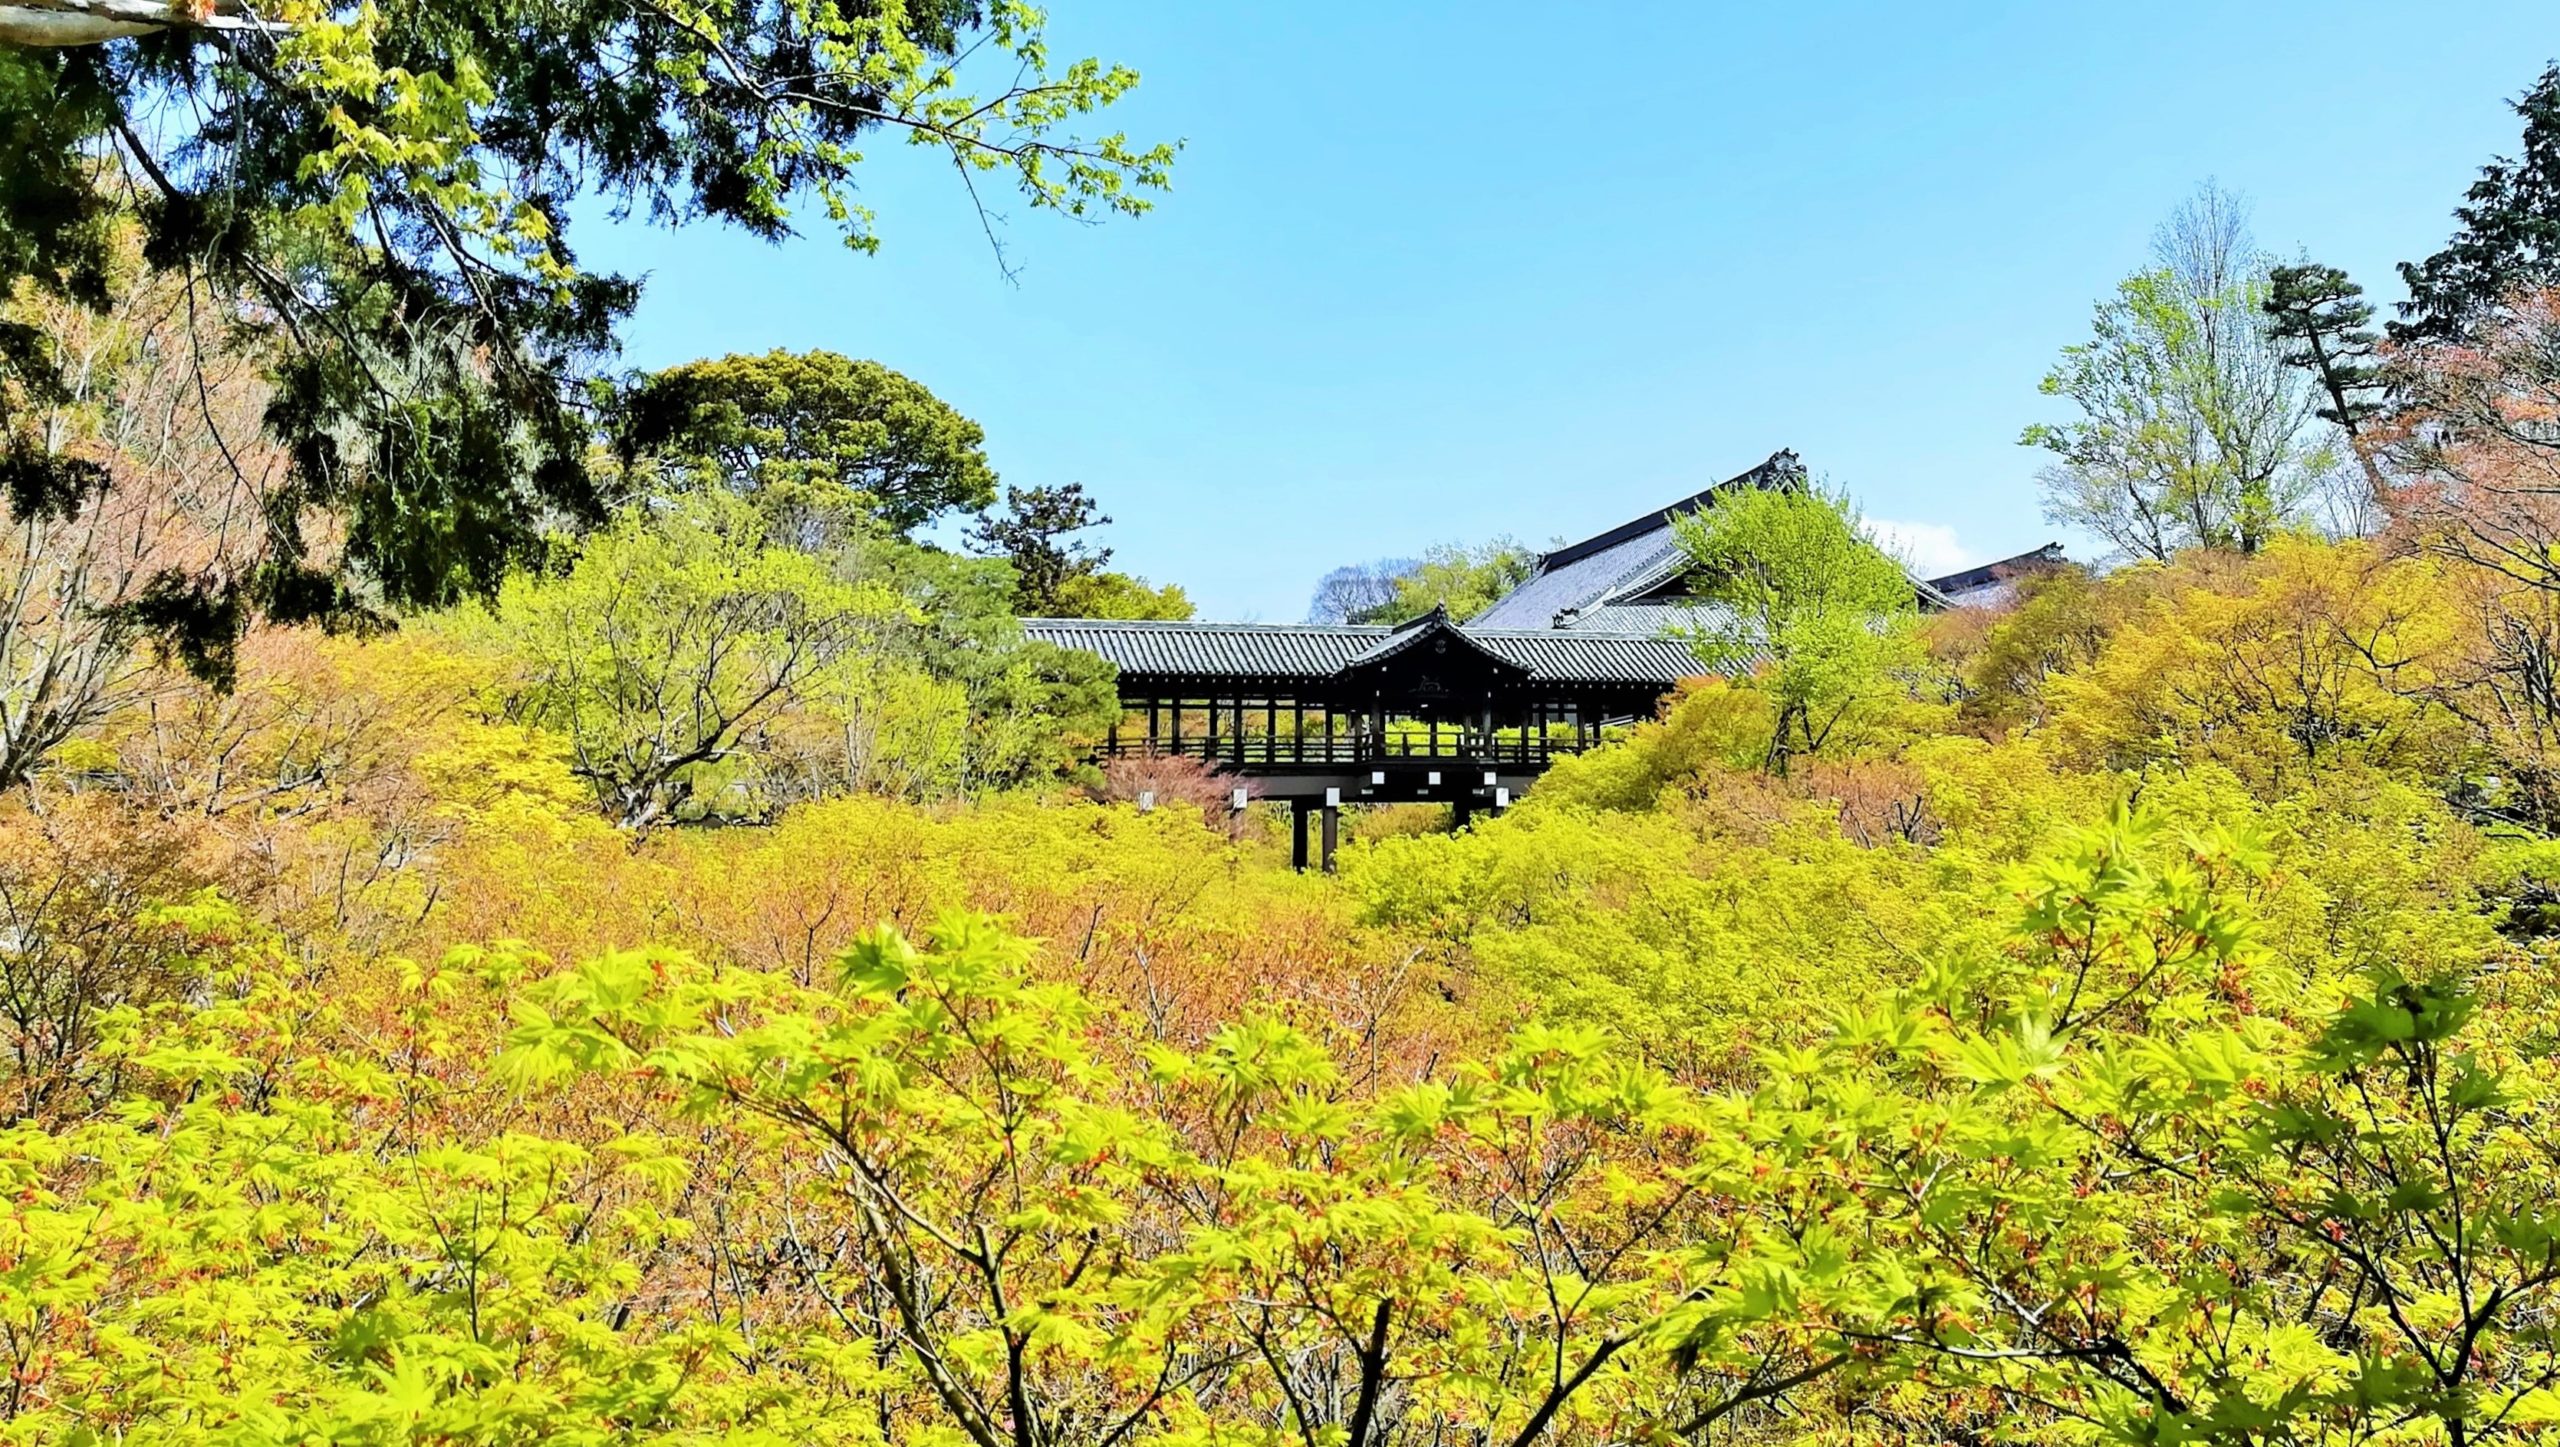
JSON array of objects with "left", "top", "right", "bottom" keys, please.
[{"left": 1095, "top": 731, "right": 1584, "bottom": 766}]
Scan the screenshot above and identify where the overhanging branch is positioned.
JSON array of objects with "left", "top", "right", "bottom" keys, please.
[{"left": 1, "top": 0, "right": 287, "bottom": 46}]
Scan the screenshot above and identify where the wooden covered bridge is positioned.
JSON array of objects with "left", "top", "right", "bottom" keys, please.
[
  {"left": 1025, "top": 448, "right": 2059, "bottom": 870},
  {"left": 1021, "top": 606, "right": 1706, "bottom": 869}
]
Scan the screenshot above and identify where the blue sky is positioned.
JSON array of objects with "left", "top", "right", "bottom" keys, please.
[{"left": 574, "top": 2, "right": 2556, "bottom": 620}]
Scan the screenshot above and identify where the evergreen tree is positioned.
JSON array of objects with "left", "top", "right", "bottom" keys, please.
[
  {"left": 2394, "top": 63, "right": 2560, "bottom": 343},
  {"left": 2265, "top": 261, "right": 2390, "bottom": 499},
  {"left": 968, "top": 483, "right": 1116, "bottom": 616},
  {"left": 615, "top": 350, "right": 999, "bottom": 544},
  {"left": 2264, "top": 263, "right": 2386, "bottom": 435},
  {"left": 0, "top": 11, "right": 1169, "bottom": 681}
]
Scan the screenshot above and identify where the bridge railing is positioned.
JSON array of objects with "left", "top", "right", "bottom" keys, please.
[{"left": 1096, "top": 726, "right": 1592, "bottom": 769}]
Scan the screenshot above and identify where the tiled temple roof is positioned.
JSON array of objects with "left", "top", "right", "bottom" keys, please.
[{"left": 1022, "top": 614, "right": 1710, "bottom": 687}]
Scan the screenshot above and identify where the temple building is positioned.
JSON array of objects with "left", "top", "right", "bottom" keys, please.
[{"left": 1024, "top": 450, "right": 2058, "bottom": 869}]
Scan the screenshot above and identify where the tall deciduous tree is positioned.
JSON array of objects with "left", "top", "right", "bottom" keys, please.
[
  {"left": 2378, "top": 287, "right": 2560, "bottom": 825},
  {"left": 1377, "top": 539, "right": 1536, "bottom": 624},
  {"left": 617, "top": 350, "right": 1001, "bottom": 542},
  {"left": 1307, "top": 557, "right": 1416, "bottom": 624},
  {"left": 1303, "top": 541, "right": 1534, "bottom": 626},
  {"left": 0, "top": 6, "right": 1170, "bottom": 676},
  {"left": 2028, "top": 184, "right": 2331, "bottom": 559},
  {"left": 1672, "top": 483, "right": 1921, "bottom": 772}
]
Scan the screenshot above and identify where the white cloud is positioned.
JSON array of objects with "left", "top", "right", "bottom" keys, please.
[{"left": 1861, "top": 518, "right": 1971, "bottom": 579}]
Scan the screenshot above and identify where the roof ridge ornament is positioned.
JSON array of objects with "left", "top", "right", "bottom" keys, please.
[{"left": 1378, "top": 602, "right": 1456, "bottom": 638}]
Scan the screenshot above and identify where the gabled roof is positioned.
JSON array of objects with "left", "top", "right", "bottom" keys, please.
[
  {"left": 1341, "top": 606, "right": 1530, "bottom": 678},
  {"left": 1473, "top": 450, "right": 1806, "bottom": 631},
  {"left": 1926, "top": 542, "right": 2070, "bottom": 605},
  {"left": 1538, "top": 449, "right": 1812, "bottom": 572},
  {"left": 1023, "top": 619, "right": 1379, "bottom": 682},
  {"left": 1468, "top": 529, "right": 1687, "bottom": 631},
  {"left": 1472, "top": 449, "right": 1956, "bottom": 628},
  {"left": 1021, "top": 617, "right": 1708, "bottom": 688}
]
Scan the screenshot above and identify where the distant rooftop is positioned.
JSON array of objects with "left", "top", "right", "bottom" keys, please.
[
  {"left": 1473, "top": 449, "right": 1959, "bottom": 630},
  {"left": 1536, "top": 449, "right": 1810, "bottom": 572},
  {"left": 1925, "top": 542, "right": 2071, "bottom": 604}
]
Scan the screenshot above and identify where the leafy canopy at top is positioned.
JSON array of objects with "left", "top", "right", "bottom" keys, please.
[
  {"left": 0, "top": 0, "right": 1172, "bottom": 679},
  {"left": 1671, "top": 481, "right": 1921, "bottom": 771},
  {"left": 2025, "top": 185, "right": 2332, "bottom": 561},
  {"left": 615, "top": 349, "right": 1000, "bottom": 542}
]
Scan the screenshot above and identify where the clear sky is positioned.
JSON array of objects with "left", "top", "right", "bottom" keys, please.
[{"left": 572, "top": 2, "right": 2557, "bottom": 621}]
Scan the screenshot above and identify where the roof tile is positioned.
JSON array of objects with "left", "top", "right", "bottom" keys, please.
[{"left": 1022, "top": 618, "right": 1710, "bottom": 687}]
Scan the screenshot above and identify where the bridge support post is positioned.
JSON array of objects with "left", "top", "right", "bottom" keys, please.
[
  {"left": 1291, "top": 802, "right": 1311, "bottom": 871},
  {"left": 1321, "top": 789, "right": 1341, "bottom": 874}
]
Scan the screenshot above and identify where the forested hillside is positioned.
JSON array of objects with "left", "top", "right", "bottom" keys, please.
[{"left": 11, "top": 7, "right": 2560, "bottom": 1444}]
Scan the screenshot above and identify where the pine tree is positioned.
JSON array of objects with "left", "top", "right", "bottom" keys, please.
[
  {"left": 968, "top": 483, "right": 1114, "bottom": 615},
  {"left": 2265, "top": 264, "right": 2385, "bottom": 434},
  {"left": 2395, "top": 64, "right": 2560, "bottom": 343},
  {"left": 2264, "top": 262, "right": 2390, "bottom": 500}
]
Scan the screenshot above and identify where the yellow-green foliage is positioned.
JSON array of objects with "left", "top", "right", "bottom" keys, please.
[
  {"left": 12, "top": 790, "right": 2555, "bottom": 1447},
  {"left": 17, "top": 529, "right": 2560, "bottom": 1446},
  {"left": 2036, "top": 540, "right": 2469, "bottom": 790},
  {"left": 1355, "top": 695, "right": 2506, "bottom": 1082},
  {"left": 1528, "top": 678, "right": 1775, "bottom": 811}
]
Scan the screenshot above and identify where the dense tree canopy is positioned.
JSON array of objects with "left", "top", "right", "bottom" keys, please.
[
  {"left": 1303, "top": 540, "right": 1534, "bottom": 625},
  {"left": 617, "top": 350, "right": 1002, "bottom": 541},
  {"left": 21, "top": 36, "right": 2560, "bottom": 1447},
  {"left": 0, "top": 4, "right": 1170, "bottom": 674},
  {"left": 1671, "top": 483, "right": 1921, "bottom": 771},
  {"left": 2396, "top": 63, "right": 2560, "bottom": 344}
]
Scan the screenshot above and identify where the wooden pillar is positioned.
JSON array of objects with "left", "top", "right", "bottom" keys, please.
[
  {"left": 1291, "top": 802, "right": 1311, "bottom": 871},
  {"left": 1321, "top": 800, "right": 1340, "bottom": 874}
]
